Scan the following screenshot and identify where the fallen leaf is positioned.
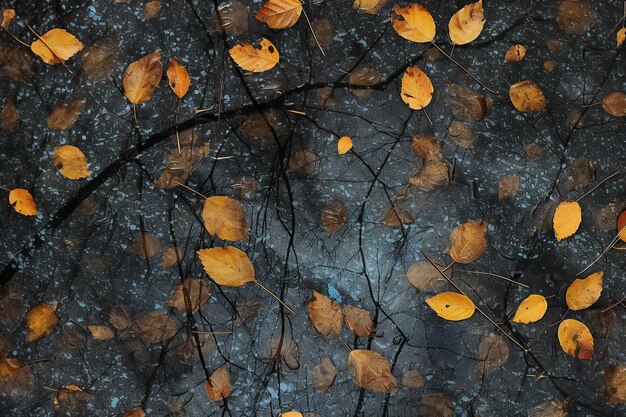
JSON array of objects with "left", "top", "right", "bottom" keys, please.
[
  {"left": 391, "top": 4, "right": 436, "bottom": 43},
  {"left": 134, "top": 311, "right": 177, "bottom": 343},
  {"left": 524, "top": 143, "right": 544, "bottom": 160},
  {"left": 155, "top": 143, "right": 208, "bottom": 189},
  {"left": 207, "top": 1, "right": 249, "bottom": 36},
  {"left": 1, "top": 100, "right": 18, "bottom": 131},
  {"left": 229, "top": 38, "right": 279, "bottom": 72},
  {"left": 563, "top": 157, "right": 594, "bottom": 191},
  {"left": 477, "top": 335, "right": 509, "bottom": 374},
  {"left": 353, "top": 0, "right": 387, "bottom": 14},
  {"left": 553, "top": 200, "right": 582, "bottom": 241},
  {"left": 498, "top": 175, "right": 520, "bottom": 200},
  {"left": 605, "top": 364, "right": 626, "bottom": 404},
  {"left": 409, "top": 160, "right": 450, "bottom": 191},
  {"left": 202, "top": 196, "right": 250, "bottom": 242},
  {"left": 162, "top": 246, "right": 179, "bottom": 267},
  {"left": 128, "top": 232, "right": 161, "bottom": 258},
  {"left": 509, "top": 80, "right": 548, "bottom": 112},
  {"left": 565, "top": 271, "right": 603, "bottom": 311},
  {"left": 556, "top": 0, "right": 596, "bottom": 35},
  {"left": 529, "top": 399, "right": 568, "bottom": 417},
  {"left": 281, "top": 413, "right": 303, "bottom": 417},
  {"left": 407, "top": 261, "right": 449, "bottom": 292},
  {"left": 25, "top": 302, "right": 59, "bottom": 342},
  {"left": 53, "top": 385, "right": 92, "bottom": 410},
  {"left": 167, "top": 278, "right": 211, "bottom": 314},
  {"left": 602, "top": 92, "right": 626, "bottom": 117},
  {"left": 400, "top": 66, "right": 434, "bottom": 110},
  {"left": 426, "top": 292, "right": 476, "bottom": 321},
  {"left": 337, "top": 136, "right": 353, "bottom": 154},
  {"left": 1, "top": 9, "right": 15, "bottom": 28},
  {"left": 543, "top": 60, "right": 557, "bottom": 73},
  {"left": 256, "top": 0, "right": 302, "bottom": 29},
  {"left": 321, "top": 201, "right": 348, "bottom": 236},
  {"left": 108, "top": 306, "right": 132, "bottom": 331},
  {"left": 143, "top": 1, "right": 162, "bottom": 20},
  {"left": 197, "top": 246, "right": 256, "bottom": 287},
  {"left": 504, "top": 44, "right": 526, "bottom": 62},
  {"left": 449, "top": 220, "right": 487, "bottom": 263},
  {"left": 0, "top": 43, "right": 34, "bottom": 82},
  {"left": 123, "top": 51, "right": 163, "bottom": 104},
  {"left": 166, "top": 59, "right": 191, "bottom": 99},
  {"left": 557, "top": 318, "right": 593, "bottom": 359},
  {"left": 204, "top": 366, "right": 233, "bottom": 401},
  {"left": 52, "top": 145, "right": 91, "bottom": 179},
  {"left": 310, "top": 18, "right": 333, "bottom": 49},
  {"left": 448, "top": 0, "right": 485, "bottom": 45},
  {"left": 411, "top": 135, "right": 441, "bottom": 161},
  {"left": 444, "top": 83, "right": 491, "bottom": 121},
  {"left": 417, "top": 393, "right": 453, "bottom": 417},
  {"left": 313, "top": 357, "right": 337, "bottom": 392},
  {"left": 381, "top": 206, "right": 414, "bottom": 228},
  {"left": 82, "top": 40, "right": 121, "bottom": 81},
  {"left": 349, "top": 67, "right": 382, "bottom": 98},
  {"left": 348, "top": 349, "right": 397, "bottom": 392},
  {"left": 618, "top": 210, "right": 626, "bottom": 242},
  {"left": 87, "top": 325, "right": 115, "bottom": 341},
  {"left": 448, "top": 120, "right": 474, "bottom": 148},
  {"left": 287, "top": 150, "right": 318, "bottom": 174},
  {"left": 402, "top": 369, "right": 424, "bottom": 389},
  {"left": 308, "top": 290, "right": 342, "bottom": 337},
  {"left": 270, "top": 337, "right": 300, "bottom": 369},
  {"left": 0, "top": 357, "right": 34, "bottom": 400},
  {"left": 618, "top": 27, "right": 626, "bottom": 47},
  {"left": 31, "top": 28, "right": 84, "bottom": 64},
  {"left": 344, "top": 305, "right": 375, "bottom": 337},
  {"left": 512, "top": 294, "right": 548, "bottom": 324},
  {"left": 47, "top": 99, "right": 85, "bottom": 130},
  {"left": 8, "top": 188, "right": 37, "bottom": 216},
  {"left": 123, "top": 408, "right": 146, "bottom": 417}
]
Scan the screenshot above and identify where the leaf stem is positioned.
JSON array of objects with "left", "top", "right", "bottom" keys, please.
[
  {"left": 302, "top": 8, "right": 325, "bottom": 57},
  {"left": 429, "top": 42, "right": 496, "bottom": 95},
  {"left": 173, "top": 180, "right": 208, "bottom": 199},
  {"left": 459, "top": 270, "right": 529, "bottom": 288},
  {"left": 575, "top": 170, "right": 620, "bottom": 202},
  {"left": 254, "top": 281, "right": 296, "bottom": 315}
]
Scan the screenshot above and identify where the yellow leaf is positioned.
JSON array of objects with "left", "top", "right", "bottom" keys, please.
[
  {"left": 353, "top": 0, "right": 386, "bottom": 14},
  {"left": 565, "top": 271, "right": 603, "bottom": 311},
  {"left": 197, "top": 246, "right": 255, "bottom": 287},
  {"left": 281, "top": 413, "right": 303, "bottom": 417},
  {"left": 337, "top": 136, "right": 353, "bottom": 154},
  {"left": 557, "top": 319, "right": 593, "bottom": 360},
  {"left": 30, "top": 28, "right": 83, "bottom": 64},
  {"left": 255, "top": 0, "right": 302, "bottom": 29},
  {"left": 1, "top": 9, "right": 16, "bottom": 28},
  {"left": 618, "top": 27, "right": 626, "bottom": 47},
  {"left": 425, "top": 292, "right": 476, "bottom": 321},
  {"left": 204, "top": 366, "right": 233, "bottom": 401},
  {"left": 512, "top": 294, "right": 547, "bottom": 324},
  {"left": 308, "top": 290, "right": 342, "bottom": 337},
  {"left": 202, "top": 196, "right": 250, "bottom": 242},
  {"left": 553, "top": 200, "right": 581, "bottom": 241},
  {"left": 166, "top": 59, "right": 190, "bottom": 99},
  {"left": 348, "top": 349, "right": 398, "bottom": 392},
  {"left": 391, "top": 4, "right": 436, "bottom": 43},
  {"left": 400, "top": 66, "right": 434, "bottom": 110},
  {"left": 509, "top": 80, "right": 548, "bottom": 112},
  {"left": 618, "top": 210, "right": 626, "bottom": 243},
  {"left": 52, "top": 145, "right": 91, "bottom": 180},
  {"left": 123, "top": 51, "right": 163, "bottom": 105},
  {"left": 25, "top": 302, "right": 59, "bottom": 342},
  {"left": 448, "top": 0, "right": 485, "bottom": 45},
  {"left": 229, "top": 38, "right": 279, "bottom": 73},
  {"left": 8, "top": 188, "right": 38, "bottom": 216},
  {"left": 449, "top": 220, "right": 487, "bottom": 264},
  {"left": 503, "top": 44, "right": 526, "bottom": 63}
]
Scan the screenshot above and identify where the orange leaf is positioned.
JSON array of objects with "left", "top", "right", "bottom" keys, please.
[
  {"left": 400, "top": 66, "right": 434, "bottom": 110},
  {"left": 52, "top": 145, "right": 91, "bottom": 180},
  {"left": 425, "top": 292, "right": 476, "bottom": 321},
  {"left": 618, "top": 210, "right": 626, "bottom": 242},
  {"left": 509, "top": 80, "right": 548, "bottom": 112},
  {"left": 348, "top": 349, "right": 398, "bottom": 392},
  {"left": 511, "top": 294, "right": 547, "bottom": 324},
  {"left": 25, "top": 302, "right": 58, "bottom": 342},
  {"left": 558, "top": 319, "right": 593, "bottom": 360},
  {"left": 553, "top": 200, "right": 581, "bottom": 241},
  {"left": 30, "top": 28, "right": 83, "bottom": 64},
  {"left": 166, "top": 59, "right": 190, "bottom": 99},
  {"left": 87, "top": 325, "right": 115, "bottom": 341},
  {"left": 565, "top": 271, "right": 603, "bottom": 311},
  {"left": 618, "top": 27, "right": 626, "bottom": 47},
  {"left": 449, "top": 220, "right": 488, "bottom": 264},
  {"left": 256, "top": 0, "right": 302, "bottom": 29},
  {"left": 8, "top": 188, "right": 38, "bottom": 216},
  {"left": 1, "top": 9, "right": 15, "bottom": 28},
  {"left": 391, "top": 4, "right": 436, "bottom": 43},
  {"left": 204, "top": 366, "right": 233, "bottom": 401},
  {"left": 228, "top": 38, "right": 279, "bottom": 72},
  {"left": 602, "top": 92, "right": 626, "bottom": 117},
  {"left": 344, "top": 305, "right": 375, "bottom": 337},
  {"left": 281, "top": 413, "right": 303, "bottom": 417},
  {"left": 202, "top": 196, "right": 250, "bottom": 242},
  {"left": 504, "top": 44, "right": 526, "bottom": 63},
  {"left": 337, "top": 136, "right": 353, "bottom": 154},
  {"left": 197, "top": 246, "right": 256, "bottom": 287},
  {"left": 308, "top": 290, "right": 342, "bottom": 337},
  {"left": 123, "top": 51, "right": 163, "bottom": 105},
  {"left": 167, "top": 278, "right": 211, "bottom": 314},
  {"left": 448, "top": 0, "right": 485, "bottom": 45}
]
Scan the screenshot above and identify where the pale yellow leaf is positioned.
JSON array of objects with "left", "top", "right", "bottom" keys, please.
[
  {"left": 391, "top": 4, "right": 436, "bottom": 43},
  {"left": 197, "top": 246, "right": 255, "bottom": 287},
  {"left": 553, "top": 200, "right": 582, "bottom": 241},
  {"left": 565, "top": 271, "right": 603, "bottom": 311}
]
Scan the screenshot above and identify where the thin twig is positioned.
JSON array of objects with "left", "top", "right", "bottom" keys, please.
[
  {"left": 458, "top": 270, "right": 529, "bottom": 288},
  {"left": 302, "top": 8, "right": 325, "bottom": 56},
  {"left": 254, "top": 281, "right": 296, "bottom": 315},
  {"left": 601, "top": 295, "right": 626, "bottom": 313},
  {"left": 173, "top": 180, "right": 208, "bottom": 199},
  {"left": 576, "top": 170, "right": 620, "bottom": 202},
  {"left": 0, "top": 26, "right": 31, "bottom": 48},
  {"left": 191, "top": 331, "right": 233, "bottom": 335},
  {"left": 25, "top": 22, "right": 73, "bottom": 74},
  {"left": 577, "top": 223, "right": 626, "bottom": 276},
  {"left": 429, "top": 42, "right": 496, "bottom": 95}
]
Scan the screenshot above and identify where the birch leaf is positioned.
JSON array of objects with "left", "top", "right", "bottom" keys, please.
[
  {"left": 448, "top": 0, "right": 485, "bottom": 45},
  {"left": 197, "top": 247, "right": 255, "bottom": 287},
  {"left": 31, "top": 28, "right": 83, "bottom": 64},
  {"left": 426, "top": 292, "right": 476, "bottom": 321},
  {"left": 255, "top": 0, "right": 302, "bottom": 29},
  {"left": 123, "top": 51, "right": 163, "bottom": 105},
  {"left": 348, "top": 349, "right": 397, "bottom": 393},
  {"left": 557, "top": 318, "right": 593, "bottom": 359},
  {"left": 8, "top": 188, "right": 38, "bottom": 216},
  {"left": 229, "top": 38, "right": 279, "bottom": 72},
  {"left": 512, "top": 294, "right": 547, "bottom": 324},
  {"left": 565, "top": 271, "right": 603, "bottom": 311},
  {"left": 400, "top": 66, "right": 434, "bottom": 110},
  {"left": 308, "top": 290, "right": 342, "bottom": 337},
  {"left": 391, "top": 4, "right": 436, "bottom": 43},
  {"left": 166, "top": 59, "right": 190, "bottom": 99},
  {"left": 553, "top": 200, "right": 582, "bottom": 241}
]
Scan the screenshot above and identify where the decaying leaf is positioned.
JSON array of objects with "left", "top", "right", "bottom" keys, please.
[
  {"left": 47, "top": 99, "right": 85, "bottom": 130},
  {"left": 407, "top": 261, "right": 449, "bottom": 292},
  {"left": 109, "top": 306, "right": 132, "bottom": 331},
  {"left": 288, "top": 150, "right": 319, "bottom": 174},
  {"left": 52, "top": 145, "right": 91, "bottom": 179},
  {"left": 337, "top": 136, "right": 353, "bottom": 155},
  {"left": 449, "top": 220, "right": 488, "bottom": 264},
  {"left": 381, "top": 206, "right": 414, "bottom": 228},
  {"left": 167, "top": 278, "right": 211, "bottom": 314},
  {"left": 348, "top": 349, "right": 397, "bottom": 393},
  {"left": 166, "top": 59, "right": 191, "bottom": 99},
  {"left": 143, "top": 1, "right": 162, "bottom": 20},
  {"left": 162, "top": 246, "right": 179, "bottom": 268},
  {"left": 543, "top": 60, "right": 557, "bottom": 73},
  {"left": 602, "top": 92, "right": 626, "bottom": 117},
  {"left": 529, "top": 399, "right": 568, "bottom": 417},
  {"left": 553, "top": 200, "right": 582, "bottom": 241},
  {"left": 400, "top": 66, "right": 434, "bottom": 110},
  {"left": 0, "top": 357, "right": 34, "bottom": 400},
  {"left": 8, "top": 188, "right": 38, "bottom": 216},
  {"left": 618, "top": 27, "right": 626, "bottom": 47},
  {"left": 1, "top": 101, "right": 18, "bottom": 131},
  {"left": 448, "top": 0, "right": 485, "bottom": 45},
  {"left": 128, "top": 232, "right": 161, "bottom": 258},
  {"left": 557, "top": 318, "right": 593, "bottom": 359},
  {"left": 123, "top": 408, "right": 146, "bottom": 417},
  {"left": 256, "top": 0, "right": 302, "bottom": 29},
  {"left": 208, "top": 1, "right": 249, "bottom": 36},
  {"left": 31, "top": 28, "right": 84, "bottom": 64},
  {"left": 204, "top": 366, "right": 233, "bottom": 401},
  {"left": 444, "top": 83, "right": 490, "bottom": 121},
  {"left": 402, "top": 369, "right": 424, "bottom": 389},
  {"left": 509, "top": 80, "right": 548, "bottom": 112},
  {"left": 25, "top": 302, "right": 59, "bottom": 342},
  {"left": 269, "top": 337, "right": 300, "bottom": 369},
  {"left": 155, "top": 143, "right": 208, "bottom": 189},
  {"left": 87, "top": 325, "right": 115, "bottom": 341},
  {"left": 498, "top": 175, "right": 520, "bottom": 200},
  {"left": 321, "top": 201, "right": 348, "bottom": 236},
  {"left": 556, "top": 0, "right": 596, "bottom": 35},
  {"left": 563, "top": 157, "right": 594, "bottom": 192},
  {"left": 202, "top": 196, "right": 249, "bottom": 242},
  {"left": 1, "top": 9, "right": 15, "bottom": 28},
  {"left": 391, "top": 4, "right": 436, "bottom": 43},
  {"left": 53, "top": 385, "right": 92, "bottom": 411},
  {"left": 0, "top": 283, "right": 26, "bottom": 323},
  {"left": 229, "top": 38, "right": 279, "bottom": 72},
  {"left": 197, "top": 246, "right": 256, "bottom": 287},
  {"left": 349, "top": 67, "right": 382, "bottom": 98},
  {"left": 308, "top": 290, "right": 342, "bottom": 337},
  {"left": 618, "top": 210, "right": 626, "bottom": 242},
  {"left": 426, "top": 292, "right": 476, "bottom": 321},
  {"left": 0, "top": 43, "right": 34, "bottom": 82},
  {"left": 82, "top": 40, "right": 121, "bottom": 81},
  {"left": 448, "top": 120, "right": 474, "bottom": 148},
  {"left": 417, "top": 393, "right": 454, "bottom": 417},
  {"left": 314, "top": 357, "right": 337, "bottom": 392},
  {"left": 412, "top": 135, "right": 441, "bottom": 161},
  {"left": 310, "top": 18, "right": 333, "bottom": 49},
  {"left": 134, "top": 311, "right": 177, "bottom": 344},
  {"left": 409, "top": 160, "right": 450, "bottom": 191},
  {"left": 123, "top": 51, "right": 163, "bottom": 105},
  {"left": 477, "top": 335, "right": 509, "bottom": 374},
  {"left": 605, "top": 364, "right": 626, "bottom": 404},
  {"left": 565, "top": 271, "right": 603, "bottom": 311},
  {"left": 504, "top": 44, "right": 526, "bottom": 63},
  {"left": 353, "top": 0, "right": 387, "bottom": 14},
  {"left": 512, "top": 294, "right": 547, "bottom": 324},
  {"left": 344, "top": 305, "right": 375, "bottom": 337},
  {"left": 525, "top": 143, "right": 544, "bottom": 160}
]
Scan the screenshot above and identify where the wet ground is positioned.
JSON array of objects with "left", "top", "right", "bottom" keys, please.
[{"left": 1, "top": 0, "right": 626, "bottom": 416}]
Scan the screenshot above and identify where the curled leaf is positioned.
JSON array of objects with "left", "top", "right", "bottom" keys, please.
[
  {"left": 512, "top": 294, "right": 547, "bottom": 324},
  {"left": 229, "top": 38, "right": 279, "bottom": 72},
  {"left": 425, "top": 292, "right": 476, "bottom": 321},
  {"left": 400, "top": 66, "right": 434, "bottom": 110},
  {"left": 348, "top": 349, "right": 397, "bottom": 392},
  {"left": 391, "top": 4, "right": 436, "bottom": 43},
  {"left": 448, "top": 0, "right": 485, "bottom": 45},
  {"left": 197, "top": 246, "right": 255, "bottom": 287},
  {"left": 553, "top": 200, "right": 582, "bottom": 241},
  {"left": 565, "top": 271, "right": 603, "bottom": 311},
  {"left": 8, "top": 188, "right": 38, "bottom": 216},
  {"left": 557, "top": 318, "right": 593, "bottom": 359}
]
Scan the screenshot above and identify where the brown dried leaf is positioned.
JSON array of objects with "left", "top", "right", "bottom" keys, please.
[
  {"left": 407, "top": 261, "right": 449, "bottom": 292},
  {"left": 313, "top": 357, "right": 337, "bottom": 392},
  {"left": 308, "top": 290, "right": 342, "bottom": 337},
  {"left": 255, "top": 0, "right": 302, "bottom": 30},
  {"left": 162, "top": 246, "right": 179, "bottom": 268},
  {"left": 208, "top": 1, "right": 248, "bottom": 36},
  {"left": 477, "top": 335, "right": 509, "bottom": 374},
  {"left": 417, "top": 393, "right": 453, "bottom": 417},
  {"left": 411, "top": 135, "right": 442, "bottom": 161},
  {"left": 143, "top": 1, "right": 162, "bottom": 20},
  {"left": 167, "top": 278, "right": 211, "bottom": 314},
  {"left": 402, "top": 369, "right": 424, "bottom": 389},
  {"left": 166, "top": 59, "right": 191, "bottom": 99},
  {"left": 123, "top": 51, "right": 163, "bottom": 105},
  {"left": 87, "top": 325, "right": 114, "bottom": 341},
  {"left": 0, "top": 43, "right": 34, "bottom": 82},
  {"left": 0, "top": 283, "right": 25, "bottom": 322},
  {"left": 509, "top": 80, "right": 548, "bottom": 112},
  {"left": 203, "top": 196, "right": 249, "bottom": 242},
  {"left": 525, "top": 143, "right": 544, "bottom": 160},
  {"left": 348, "top": 349, "right": 397, "bottom": 393},
  {"left": 563, "top": 157, "right": 594, "bottom": 192},
  {"left": 529, "top": 399, "right": 568, "bottom": 417},
  {"left": 128, "top": 232, "right": 161, "bottom": 258},
  {"left": 155, "top": 144, "right": 207, "bottom": 189},
  {"left": 448, "top": 121, "right": 474, "bottom": 148},
  {"left": 449, "top": 220, "right": 488, "bottom": 264},
  {"left": 47, "top": 99, "right": 85, "bottom": 130},
  {"left": 123, "top": 408, "right": 146, "bottom": 417},
  {"left": 239, "top": 111, "right": 286, "bottom": 140},
  {"left": 321, "top": 201, "right": 348, "bottom": 236},
  {"left": 205, "top": 366, "right": 233, "bottom": 401},
  {"left": 344, "top": 305, "right": 375, "bottom": 337},
  {"left": 134, "top": 311, "right": 177, "bottom": 344},
  {"left": 409, "top": 160, "right": 450, "bottom": 191},
  {"left": 82, "top": 40, "right": 121, "bottom": 81},
  {"left": 444, "top": 84, "right": 490, "bottom": 121},
  {"left": 109, "top": 306, "right": 132, "bottom": 331},
  {"left": 1, "top": 101, "right": 18, "bottom": 131},
  {"left": 349, "top": 67, "right": 382, "bottom": 98},
  {"left": 605, "top": 364, "right": 626, "bottom": 404},
  {"left": 310, "top": 18, "right": 333, "bottom": 49},
  {"left": 498, "top": 176, "right": 520, "bottom": 200},
  {"left": 602, "top": 92, "right": 626, "bottom": 117},
  {"left": 270, "top": 337, "right": 300, "bottom": 370},
  {"left": 0, "top": 358, "right": 34, "bottom": 400},
  {"left": 381, "top": 206, "right": 414, "bottom": 229},
  {"left": 556, "top": 0, "right": 596, "bottom": 35},
  {"left": 288, "top": 150, "right": 319, "bottom": 174}
]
